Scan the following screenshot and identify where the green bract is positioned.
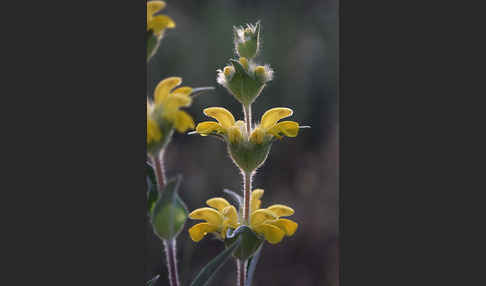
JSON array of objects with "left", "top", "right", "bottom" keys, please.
[
  {"left": 218, "top": 59, "right": 266, "bottom": 106},
  {"left": 233, "top": 22, "right": 261, "bottom": 59},
  {"left": 225, "top": 226, "right": 264, "bottom": 260},
  {"left": 228, "top": 140, "right": 272, "bottom": 173},
  {"left": 150, "top": 176, "right": 188, "bottom": 240}
]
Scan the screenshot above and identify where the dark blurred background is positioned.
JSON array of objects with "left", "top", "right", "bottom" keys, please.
[{"left": 147, "top": 0, "right": 338, "bottom": 285}]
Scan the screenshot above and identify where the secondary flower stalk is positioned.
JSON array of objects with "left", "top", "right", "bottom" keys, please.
[
  {"left": 163, "top": 239, "right": 180, "bottom": 286},
  {"left": 189, "top": 22, "right": 307, "bottom": 286}
]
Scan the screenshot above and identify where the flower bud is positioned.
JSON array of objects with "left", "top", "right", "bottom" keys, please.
[
  {"left": 233, "top": 22, "right": 261, "bottom": 59},
  {"left": 223, "top": 66, "right": 235, "bottom": 78},
  {"left": 239, "top": 57, "right": 249, "bottom": 70},
  {"left": 151, "top": 176, "right": 188, "bottom": 240},
  {"left": 254, "top": 65, "right": 274, "bottom": 83}
]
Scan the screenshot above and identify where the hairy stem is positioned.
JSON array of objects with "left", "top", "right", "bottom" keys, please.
[
  {"left": 243, "top": 171, "right": 252, "bottom": 223},
  {"left": 163, "top": 239, "right": 180, "bottom": 286},
  {"left": 236, "top": 259, "right": 248, "bottom": 286},
  {"left": 152, "top": 149, "right": 166, "bottom": 194},
  {"left": 243, "top": 104, "right": 252, "bottom": 136}
]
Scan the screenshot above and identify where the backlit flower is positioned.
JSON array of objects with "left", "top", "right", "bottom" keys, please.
[
  {"left": 147, "top": 77, "right": 195, "bottom": 154},
  {"left": 188, "top": 189, "right": 298, "bottom": 244},
  {"left": 147, "top": 1, "right": 175, "bottom": 37},
  {"left": 188, "top": 198, "right": 239, "bottom": 241},
  {"left": 248, "top": 189, "right": 298, "bottom": 244},
  {"left": 195, "top": 107, "right": 246, "bottom": 144},
  {"left": 195, "top": 107, "right": 299, "bottom": 145},
  {"left": 249, "top": 107, "right": 300, "bottom": 144},
  {"left": 195, "top": 106, "right": 300, "bottom": 172}
]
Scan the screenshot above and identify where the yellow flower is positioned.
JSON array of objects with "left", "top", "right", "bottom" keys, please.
[
  {"left": 195, "top": 107, "right": 246, "bottom": 144},
  {"left": 188, "top": 198, "right": 239, "bottom": 242},
  {"left": 195, "top": 107, "right": 299, "bottom": 145},
  {"left": 147, "top": 77, "right": 195, "bottom": 154},
  {"left": 151, "top": 77, "right": 195, "bottom": 131},
  {"left": 147, "top": 112, "right": 161, "bottom": 145},
  {"left": 188, "top": 189, "right": 298, "bottom": 244},
  {"left": 249, "top": 107, "right": 300, "bottom": 144},
  {"left": 248, "top": 189, "right": 298, "bottom": 244},
  {"left": 147, "top": 1, "right": 175, "bottom": 37}
]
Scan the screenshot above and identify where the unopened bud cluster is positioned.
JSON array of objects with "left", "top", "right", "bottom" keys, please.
[
  {"left": 217, "top": 22, "right": 274, "bottom": 106},
  {"left": 234, "top": 22, "right": 261, "bottom": 59}
]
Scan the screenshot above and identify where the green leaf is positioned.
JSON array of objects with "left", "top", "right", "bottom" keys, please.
[
  {"left": 151, "top": 175, "right": 188, "bottom": 240},
  {"left": 225, "top": 226, "right": 263, "bottom": 260},
  {"left": 146, "top": 275, "right": 160, "bottom": 286},
  {"left": 146, "top": 161, "right": 158, "bottom": 215},
  {"left": 245, "top": 245, "right": 262, "bottom": 286},
  {"left": 147, "top": 31, "right": 159, "bottom": 61},
  {"left": 190, "top": 238, "right": 242, "bottom": 286}
]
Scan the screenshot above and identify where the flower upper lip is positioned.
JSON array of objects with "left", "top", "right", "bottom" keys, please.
[
  {"left": 195, "top": 107, "right": 300, "bottom": 144},
  {"left": 147, "top": 1, "right": 175, "bottom": 36}
]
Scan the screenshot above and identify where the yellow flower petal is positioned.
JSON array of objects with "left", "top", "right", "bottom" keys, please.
[
  {"left": 235, "top": 120, "right": 246, "bottom": 133},
  {"left": 206, "top": 197, "right": 230, "bottom": 212},
  {"left": 151, "top": 15, "right": 175, "bottom": 34},
  {"left": 164, "top": 93, "right": 192, "bottom": 110},
  {"left": 251, "top": 189, "right": 264, "bottom": 201},
  {"left": 253, "top": 223, "right": 285, "bottom": 244},
  {"left": 196, "top": 121, "right": 222, "bottom": 135},
  {"left": 172, "top": 86, "right": 193, "bottom": 97},
  {"left": 251, "top": 199, "right": 261, "bottom": 214},
  {"left": 222, "top": 205, "right": 239, "bottom": 227},
  {"left": 260, "top": 108, "right": 293, "bottom": 131},
  {"left": 250, "top": 209, "right": 278, "bottom": 227},
  {"left": 267, "top": 204, "right": 295, "bottom": 217},
  {"left": 147, "top": 118, "right": 162, "bottom": 144},
  {"left": 172, "top": 111, "right": 194, "bottom": 132},
  {"left": 250, "top": 189, "right": 264, "bottom": 213},
  {"left": 154, "top": 77, "right": 182, "bottom": 104},
  {"left": 221, "top": 224, "right": 230, "bottom": 239},
  {"left": 189, "top": 207, "right": 223, "bottom": 226},
  {"left": 227, "top": 126, "right": 243, "bottom": 143},
  {"left": 203, "top": 107, "right": 235, "bottom": 130},
  {"left": 147, "top": 1, "right": 166, "bottom": 16},
  {"left": 269, "top": 218, "right": 298, "bottom": 236},
  {"left": 269, "top": 121, "right": 299, "bottom": 138},
  {"left": 188, "top": 222, "right": 219, "bottom": 242},
  {"left": 249, "top": 127, "right": 265, "bottom": 144}
]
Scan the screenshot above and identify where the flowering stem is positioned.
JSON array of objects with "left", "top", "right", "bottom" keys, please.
[
  {"left": 242, "top": 171, "right": 252, "bottom": 223},
  {"left": 242, "top": 103, "right": 253, "bottom": 223},
  {"left": 243, "top": 104, "right": 252, "bottom": 135},
  {"left": 236, "top": 259, "right": 248, "bottom": 286},
  {"left": 163, "top": 239, "right": 180, "bottom": 286},
  {"left": 152, "top": 149, "right": 167, "bottom": 194}
]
